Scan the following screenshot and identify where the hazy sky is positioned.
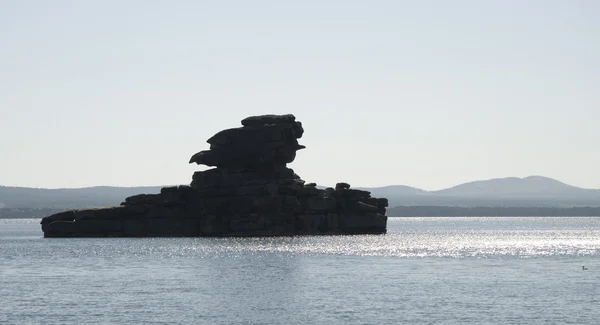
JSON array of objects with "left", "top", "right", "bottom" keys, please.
[{"left": 1, "top": 0, "right": 599, "bottom": 190}]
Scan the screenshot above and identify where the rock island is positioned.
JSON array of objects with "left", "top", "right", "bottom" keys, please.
[{"left": 41, "top": 114, "right": 388, "bottom": 237}]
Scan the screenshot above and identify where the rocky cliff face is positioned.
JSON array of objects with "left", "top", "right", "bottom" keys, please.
[{"left": 40, "top": 114, "right": 388, "bottom": 237}]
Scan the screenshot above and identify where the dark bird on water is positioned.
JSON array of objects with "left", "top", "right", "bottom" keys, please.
[{"left": 582, "top": 266, "right": 588, "bottom": 270}]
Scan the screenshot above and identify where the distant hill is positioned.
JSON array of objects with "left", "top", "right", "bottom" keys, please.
[
  {"left": 360, "top": 176, "right": 600, "bottom": 208},
  {"left": 432, "top": 176, "right": 599, "bottom": 198},
  {"left": 1, "top": 176, "right": 600, "bottom": 210}
]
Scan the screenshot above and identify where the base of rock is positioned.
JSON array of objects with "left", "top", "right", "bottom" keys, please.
[
  {"left": 42, "top": 218, "right": 387, "bottom": 237},
  {"left": 40, "top": 183, "right": 388, "bottom": 238},
  {"left": 41, "top": 209, "right": 387, "bottom": 238},
  {"left": 42, "top": 219, "right": 386, "bottom": 238}
]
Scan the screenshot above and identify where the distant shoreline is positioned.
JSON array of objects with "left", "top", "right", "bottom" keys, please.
[
  {"left": 387, "top": 206, "right": 600, "bottom": 217},
  {"left": 0, "top": 208, "right": 69, "bottom": 219}
]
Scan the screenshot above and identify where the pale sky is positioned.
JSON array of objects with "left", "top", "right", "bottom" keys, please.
[{"left": 1, "top": 0, "right": 599, "bottom": 190}]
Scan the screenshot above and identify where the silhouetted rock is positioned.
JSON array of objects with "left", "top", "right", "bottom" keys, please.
[
  {"left": 241, "top": 114, "right": 297, "bottom": 126},
  {"left": 336, "top": 182, "right": 351, "bottom": 190},
  {"left": 41, "top": 114, "right": 387, "bottom": 237},
  {"left": 190, "top": 116, "right": 305, "bottom": 169}
]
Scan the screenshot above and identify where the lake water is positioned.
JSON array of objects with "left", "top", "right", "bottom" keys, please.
[{"left": 1, "top": 217, "right": 600, "bottom": 324}]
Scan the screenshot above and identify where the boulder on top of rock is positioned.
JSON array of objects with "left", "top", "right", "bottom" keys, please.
[
  {"left": 241, "top": 114, "right": 296, "bottom": 126},
  {"left": 207, "top": 123, "right": 304, "bottom": 147},
  {"left": 335, "top": 182, "right": 351, "bottom": 190},
  {"left": 189, "top": 115, "right": 307, "bottom": 168}
]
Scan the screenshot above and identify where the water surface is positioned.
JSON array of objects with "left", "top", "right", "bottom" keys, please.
[{"left": 1, "top": 217, "right": 599, "bottom": 324}]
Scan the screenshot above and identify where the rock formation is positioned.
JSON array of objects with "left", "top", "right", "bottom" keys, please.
[{"left": 41, "top": 114, "right": 388, "bottom": 237}]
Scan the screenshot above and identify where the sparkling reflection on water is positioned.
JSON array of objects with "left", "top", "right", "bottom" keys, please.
[{"left": 1, "top": 217, "right": 600, "bottom": 324}]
